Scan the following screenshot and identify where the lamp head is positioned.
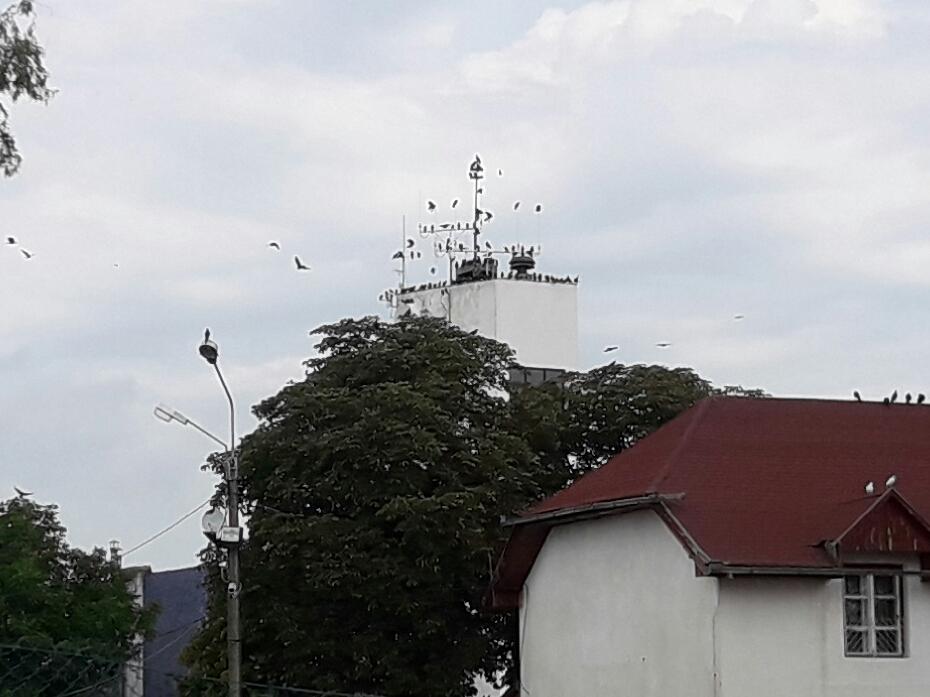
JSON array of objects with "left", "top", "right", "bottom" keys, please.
[{"left": 199, "top": 339, "right": 219, "bottom": 365}]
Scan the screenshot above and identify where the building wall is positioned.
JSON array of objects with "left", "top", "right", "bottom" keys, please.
[
  {"left": 519, "top": 510, "right": 718, "bottom": 697},
  {"left": 401, "top": 279, "right": 578, "bottom": 370},
  {"left": 716, "top": 569, "right": 930, "bottom": 697}
]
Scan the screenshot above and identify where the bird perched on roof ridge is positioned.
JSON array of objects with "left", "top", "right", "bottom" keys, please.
[
  {"left": 919, "top": 393, "right": 926, "bottom": 405},
  {"left": 865, "top": 481, "right": 875, "bottom": 495},
  {"left": 886, "top": 474, "right": 897, "bottom": 488},
  {"left": 853, "top": 391, "right": 861, "bottom": 402},
  {"left": 883, "top": 397, "right": 890, "bottom": 406},
  {"left": 906, "top": 393, "right": 913, "bottom": 404},
  {"left": 891, "top": 390, "right": 898, "bottom": 403}
]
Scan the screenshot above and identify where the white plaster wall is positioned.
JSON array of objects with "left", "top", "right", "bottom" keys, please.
[
  {"left": 520, "top": 510, "right": 718, "bottom": 697},
  {"left": 716, "top": 569, "right": 930, "bottom": 697},
  {"left": 401, "top": 279, "right": 578, "bottom": 370}
]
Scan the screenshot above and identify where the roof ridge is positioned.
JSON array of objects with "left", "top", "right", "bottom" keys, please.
[{"left": 647, "top": 397, "right": 714, "bottom": 493}]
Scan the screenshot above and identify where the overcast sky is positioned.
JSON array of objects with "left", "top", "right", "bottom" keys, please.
[{"left": 2, "top": 0, "right": 929, "bottom": 569}]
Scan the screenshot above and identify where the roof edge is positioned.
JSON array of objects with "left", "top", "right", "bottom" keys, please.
[{"left": 505, "top": 493, "right": 684, "bottom": 527}]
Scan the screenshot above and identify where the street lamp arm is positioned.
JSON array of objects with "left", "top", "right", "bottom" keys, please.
[{"left": 213, "top": 363, "right": 236, "bottom": 460}]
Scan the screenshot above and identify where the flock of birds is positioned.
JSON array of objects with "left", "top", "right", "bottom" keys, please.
[
  {"left": 267, "top": 241, "right": 310, "bottom": 271},
  {"left": 6, "top": 236, "right": 33, "bottom": 259},
  {"left": 853, "top": 389, "right": 926, "bottom": 405},
  {"left": 601, "top": 314, "right": 746, "bottom": 354}
]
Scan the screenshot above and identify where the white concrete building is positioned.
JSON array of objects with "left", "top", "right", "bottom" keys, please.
[
  {"left": 491, "top": 397, "right": 930, "bottom": 697},
  {"left": 397, "top": 256, "right": 578, "bottom": 373}
]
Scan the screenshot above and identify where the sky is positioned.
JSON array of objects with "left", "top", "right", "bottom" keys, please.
[{"left": 2, "top": 0, "right": 930, "bottom": 570}]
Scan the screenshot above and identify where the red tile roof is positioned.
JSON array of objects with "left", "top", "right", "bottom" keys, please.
[{"left": 490, "top": 396, "right": 930, "bottom": 609}]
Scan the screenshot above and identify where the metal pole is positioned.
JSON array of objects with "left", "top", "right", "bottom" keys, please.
[{"left": 213, "top": 363, "right": 241, "bottom": 697}]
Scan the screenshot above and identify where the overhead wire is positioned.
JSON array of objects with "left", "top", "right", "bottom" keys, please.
[{"left": 121, "top": 498, "right": 212, "bottom": 558}]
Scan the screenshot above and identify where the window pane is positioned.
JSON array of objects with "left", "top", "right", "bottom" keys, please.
[
  {"left": 845, "top": 576, "right": 862, "bottom": 595},
  {"left": 875, "top": 598, "right": 897, "bottom": 627},
  {"left": 845, "top": 598, "right": 865, "bottom": 625},
  {"left": 876, "top": 629, "right": 900, "bottom": 655},
  {"left": 874, "top": 575, "right": 896, "bottom": 596},
  {"left": 846, "top": 630, "right": 867, "bottom": 654}
]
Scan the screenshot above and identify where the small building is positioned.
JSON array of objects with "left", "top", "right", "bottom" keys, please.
[
  {"left": 491, "top": 397, "right": 930, "bottom": 697},
  {"left": 123, "top": 565, "right": 207, "bottom": 696}
]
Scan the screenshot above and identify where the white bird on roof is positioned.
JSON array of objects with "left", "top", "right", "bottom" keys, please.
[
  {"left": 886, "top": 474, "right": 897, "bottom": 488},
  {"left": 865, "top": 481, "right": 875, "bottom": 495}
]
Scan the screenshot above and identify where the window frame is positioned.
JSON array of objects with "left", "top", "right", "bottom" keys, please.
[{"left": 843, "top": 573, "right": 905, "bottom": 658}]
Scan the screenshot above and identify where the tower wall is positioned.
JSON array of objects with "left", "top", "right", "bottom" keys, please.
[{"left": 399, "top": 279, "right": 578, "bottom": 371}]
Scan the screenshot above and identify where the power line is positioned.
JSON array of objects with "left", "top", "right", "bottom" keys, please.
[{"left": 122, "top": 498, "right": 211, "bottom": 558}]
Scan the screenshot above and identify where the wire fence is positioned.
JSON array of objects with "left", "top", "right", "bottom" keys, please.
[{"left": 0, "top": 642, "right": 387, "bottom": 697}]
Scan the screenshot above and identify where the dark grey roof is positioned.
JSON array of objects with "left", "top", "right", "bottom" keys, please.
[{"left": 143, "top": 565, "right": 207, "bottom": 697}]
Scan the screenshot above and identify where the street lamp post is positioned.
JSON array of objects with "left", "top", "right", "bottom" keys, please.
[{"left": 197, "top": 333, "right": 242, "bottom": 697}]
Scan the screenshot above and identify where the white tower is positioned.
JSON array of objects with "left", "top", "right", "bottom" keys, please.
[{"left": 388, "top": 156, "right": 579, "bottom": 378}]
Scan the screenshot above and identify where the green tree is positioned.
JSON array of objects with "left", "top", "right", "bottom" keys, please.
[
  {"left": 182, "top": 316, "right": 763, "bottom": 696},
  {"left": 0, "top": 496, "right": 154, "bottom": 695},
  {"left": 0, "top": 1, "right": 53, "bottom": 176}
]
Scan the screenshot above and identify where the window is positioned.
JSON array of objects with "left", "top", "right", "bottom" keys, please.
[{"left": 844, "top": 574, "right": 904, "bottom": 657}]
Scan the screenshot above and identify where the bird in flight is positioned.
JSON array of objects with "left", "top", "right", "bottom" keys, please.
[
  {"left": 427, "top": 200, "right": 436, "bottom": 212},
  {"left": 498, "top": 169, "right": 503, "bottom": 176},
  {"left": 268, "top": 241, "right": 280, "bottom": 250},
  {"left": 392, "top": 251, "right": 404, "bottom": 260},
  {"left": 485, "top": 241, "right": 492, "bottom": 249},
  {"left": 20, "top": 249, "right": 33, "bottom": 259},
  {"left": 534, "top": 204, "right": 542, "bottom": 213},
  {"left": 6, "top": 236, "right": 15, "bottom": 245},
  {"left": 294, "top": 256, "right": 310, "bottom": 271},
  {"left": 733, "top": 314, "right": 745, "bottom": 320},
  {"left": 406, "top": 238, "right": 415, "bottom": 248},
  {"left": 451, "top": 199, "right": 459, "bottom": 208},
  {"left": 430, "top": 267, "right": 436, "bottom": 275},
  {"left": 604, "top": 346, "right": 619, "bottom": 353},
  {"left": 656, "top": 342, "right": 672, "bottom": 348},
  {"left": 513, "top": 201, "right": 520, "bottom": 211},
  {"left": 14, "top": 486, "right": 32, "bottom": 497},
  {"left": 484, "top": 211, "right": 493, "bottom": 223}
]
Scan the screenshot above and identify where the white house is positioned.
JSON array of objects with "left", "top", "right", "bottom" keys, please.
[{"left": 490, "top": 396, "right": 930, "bottom": 697}]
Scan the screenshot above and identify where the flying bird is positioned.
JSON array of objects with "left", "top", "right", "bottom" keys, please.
[
  {"left": 6, "top": 236, "right": 15, "bottom": 245},
  {"left": 865, "top": 481, "right": 875, "bottom": 495},
  {"left": 451, "top": 199, "right": 459, "bottom": 208},
  {"left": 294, "top": 256, "right": 310, "bottom": 271},
  {"left": 498, "top": 168, "right": 503, "bottom": 176},
  {"left": 853, "top": 391, "right": 861, "bottom": 402},
  {"left": 20, "top": 249, "right": 32, "bottom": 259},
  {"left": 886, "top": 474, "right": 898, "bottom": 488},
  {"left": 427, "top": 200, "right": 436, "bottom": 212},
  {"left": 733, "top": 314, "right": 745, "bottom": 320},
  {"left": 392, "top": 251, "right": 404, "bottom": 260},
  {"left": 534, "top": 204, "right": 542, "bottom": 213},
  {"left": 656, "top": 342, "right": 672, "bottom": 348},
  {"left": 430, "top": 267, "right": 436, "bottom": 275},
  {"left": 484, "top": 211, "right": 493, "bottom": 223},
  {"left": 485, "top": 241, "right": 492, "bottom": 249},
  {"left": 604, "top": 346, "right": 619, "bottom": 353},
  {"left": 13, "top": 487, "right": 32, "bottom": 497},
  {"left": 268, "top": 241, "right": 280, "bottom": 250},
  {"left": 406, "top": 238, "right": 415, "bottom": 248},
  {"left": 513, "top": 201, "right": 520, "bottom": 210}
]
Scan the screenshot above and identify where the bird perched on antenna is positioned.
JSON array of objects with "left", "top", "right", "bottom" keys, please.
[
  {"left": 853, "top": 391, "right": 862, "bottom": 402},
  {"left": 13, "top": 486, "right": 32, "bottom": 497},
  {"left": 864, "top": 481, "right": 875, "bottom": 495},
  {"left": 886, "top": 474, "right": 898, "bottom": 488},
  {"left": 294, "top": 256, "right": 310, "bottom": 271}
]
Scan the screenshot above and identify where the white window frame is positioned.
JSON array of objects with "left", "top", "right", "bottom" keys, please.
[{"left": 843, "top": 573, "right": 905, "bottom": 658}]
